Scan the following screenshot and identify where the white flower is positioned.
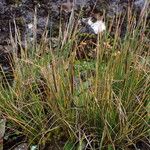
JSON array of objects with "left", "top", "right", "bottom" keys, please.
[
  {"left": 87, "top": 18, "right": 106, "bottom": 34},
  {"left": 28, "top": 23, "right": 34, "bottom": 29}
]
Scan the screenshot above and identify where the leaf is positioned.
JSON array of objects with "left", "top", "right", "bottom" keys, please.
[
  {"left": 0, "top": 118, "right": 6, "bottom": 139},
  {"left": 0, "top": 118, "right": 6, "bottom": 150},
  {"left": 64, "top": 140, "right": 75, "bottom": 150}
]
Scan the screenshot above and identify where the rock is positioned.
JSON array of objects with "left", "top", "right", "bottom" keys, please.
[
  {"left": 0, "top": 0, "right": 149, "bottom": 85},
  {"left": 12, "top": 143, "right": 28, "bottom": 150},
  {"left": 0, "top": 0, "right": 148, "bottom": 47},
  {"left": 134, "top": 0, "right": 148, "bottom": 9},
  {"left": 0, "top": 45, "right": 14, "bottom": 87}
]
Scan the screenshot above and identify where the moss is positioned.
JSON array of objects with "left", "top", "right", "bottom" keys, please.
[
  {"left": 6, "top": 0, "right": 21, "bottom": 5},
  {"left": 15, "top": 17, "right": 25, "bottom": 26}
]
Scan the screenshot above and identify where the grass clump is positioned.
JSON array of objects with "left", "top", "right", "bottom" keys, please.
[{"left": 0, "top": 7, "right": 149, "bottom": 150}]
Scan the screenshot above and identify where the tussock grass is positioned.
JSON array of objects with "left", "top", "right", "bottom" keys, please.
[{"left": 0, "top": 7, "right": 149, "bottom": 149}]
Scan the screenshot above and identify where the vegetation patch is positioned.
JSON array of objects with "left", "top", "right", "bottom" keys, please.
[{"left": 0, "top": 4, "right": 149, "bottom": 150}]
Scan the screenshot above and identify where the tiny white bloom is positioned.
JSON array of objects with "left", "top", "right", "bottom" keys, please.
[
  {"left": 88, "top": 18, "right": 106, "bottom": 34},
  {"left": 30, "top": 145, "right": 38, "bottom": 150},
  {"left": 28, "top": 23, "right": 34, "bottom": 29},
  {"left": 30, "top": 37, "right": 34, "bottom": 41},
  {"left": 87, "top": 19, "right": 93, "bottom": 25}
]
